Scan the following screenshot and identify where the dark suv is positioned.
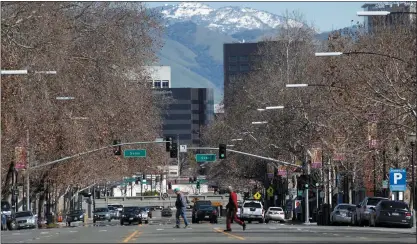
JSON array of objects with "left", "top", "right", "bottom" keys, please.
[
  {"left": 192, "top": 200, "right": 217, "bottom": 224},
  {"left": 120, "top": 207, "right": 142, "bottom": 225}
]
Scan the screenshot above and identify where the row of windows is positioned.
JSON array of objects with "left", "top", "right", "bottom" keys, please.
[
  {"left": 228, "top": 55, "right": 261, "bottom": 62},
  {"left": 229, "top": 64, "right": 250, "bottom": 71},
  {"left": 147, "top": 80, "right": 169, "bottom": 88}
]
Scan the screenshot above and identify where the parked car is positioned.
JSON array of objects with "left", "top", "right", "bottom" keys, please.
[
  {"left": 161, "top": 208, "right": 173, "bottom": 217},
  {"left": 93, "top": 208, "right": 111, "bottom": 223},
  {"left": 369, "top": 200, "right": 414, "bottom": 228},
  {"left": 352, "top": 197, "right": 388, "bottom": 226},
  {"left": 330, "top": 204, "right": 356, "bottom": 225},
  {"left": 192, "top": 202, "right": 218, "bottom": 224},
  {"left": 108, "top": 206, "right": 119, "bottom": 219},
  {"left": 15, "top": 211, "right": 37, "bottom": 229},
  {"left": 265, "top": 207, "right": 285, "bottom": 223},
  {"left": 120, "top": 207, "right": 142, "bottom": 225},
  {"left": 66, "top": 209, "right": 85, "bottom": 226},
  {"left": 240, "top": 200, "right": 264, "bottom": 223}
]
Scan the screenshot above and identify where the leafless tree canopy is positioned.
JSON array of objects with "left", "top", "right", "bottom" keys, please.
[
  {"left": 202, "top": 11, "right": 416, "bottom": 191},
  {"left": 1, "top": 2, "right": 167, "bottom": 212}
]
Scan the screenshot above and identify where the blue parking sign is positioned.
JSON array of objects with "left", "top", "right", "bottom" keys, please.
[{"left": 389, "top": 169, "right": 406, "bottom": 191}]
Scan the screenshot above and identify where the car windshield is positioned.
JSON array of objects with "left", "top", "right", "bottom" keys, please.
[
  {"left": 367, "top": 198, "right": 385, "bottom": 206},
  {"left": 244, "top": 202, "right": 262, "bottom": 208},
  {"left": 94, "top": 208, "right": 108, "bottom": 212},
  {"left": 338, "top": 205, "right": 355, "bottom": 211},
  {"left": 380, "top": 201, "right": 409, "bottom": 210},
  {"left": 196, "top": 201, "right": 211, "bottom": 207},
  {"left": 111, "top": 205, "right": 123, "bottom": 208},
  {"left": 69, "top": 210, "right": 83, "bottom": 215},
  {"left": 269, "top": 207, "right": 283, "bottom": 211},
  {"left": 15, "top": 211, "right": 32, "bottom": 218},
  {"left": 1, "top": 201, "right": 11, "bottom": 211},
  {"left": 108, "top": 206, "right": 116, "bottom": 210},
  {"left": 123, "top": 207, "right": 138, "bottom": 212}
]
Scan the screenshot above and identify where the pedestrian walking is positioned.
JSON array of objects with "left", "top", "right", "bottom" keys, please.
[
  {"left": 225, "top": 186, "right": 246, "bottom": 232},
  {"left": 174, "top": 188, "right": 189, "bottom": 228}
]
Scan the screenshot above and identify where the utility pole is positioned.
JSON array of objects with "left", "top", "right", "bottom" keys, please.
[
  {"left": 26, "top": 129, "right": 30, "bottom": 211},
  {"left": 177, "top": 134, "right": 180, "bottom": 175},
  {"left": 305, "top": 160, "right": 310, "bottom": 224}
]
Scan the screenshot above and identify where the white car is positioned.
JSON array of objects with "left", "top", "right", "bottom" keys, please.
[
  {"left": 265, "top": 207, "right": 285, "bottom": 223},
  {"left": 240, "top": 200, "right": 264, "bottom": 223}
]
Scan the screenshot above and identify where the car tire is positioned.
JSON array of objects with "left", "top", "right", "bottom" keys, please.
[
  {"left": 259, "top": 219, "right": 264, "bottom": 224},
  {"left": 120, "top": 221, "right": 123, "bottom": 226},
  {"left": 8, "top": 220, "right": 17, "bottom": 231},
  {"left": 248, "top": 220, "right": 252, "bottom": 224},
  {"left": 145, "top": 220, "right": 148, "bottom": 224},
  {"left": 68, "top": 222, "right": 71, "bottom": 227},
  {"left": 108, "top": 219, "right": 111, "bottom": 222},
  {"left": 265, "top": 219, "right": 269, "bottom": 224},
  {"left": 214, "top": 219, "right": 218, "bottom": 224},
  {"left": 93, "top": 220, "right": 96, "bottom": 224},
  {"left": 192, "top": 217, "right": 196, "bottom": 224}
]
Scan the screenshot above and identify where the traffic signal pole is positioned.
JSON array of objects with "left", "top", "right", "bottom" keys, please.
[
  {"left": 30, "top": 140, "right": 169, "bottom": 170},
  {"left": 187, "top": 147, "right": 302, "bottom": 168}
]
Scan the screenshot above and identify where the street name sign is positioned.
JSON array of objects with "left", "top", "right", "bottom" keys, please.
[
  {"left": 195, "top": 154, "right": 216, "bottom": 162},
  {"left": 124, "top": 149, "right": 147, "bottom": 158},
  {"left": 389, "top": 168, "right": 406, "bottom": 191}
]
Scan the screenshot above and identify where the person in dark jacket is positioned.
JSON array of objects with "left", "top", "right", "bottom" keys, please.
[
  {"left": 174, "top": 188, "right": 189, "bottom": 228},
  {"left": 225, "top": 186, "right": 246, "bottom": 232}
]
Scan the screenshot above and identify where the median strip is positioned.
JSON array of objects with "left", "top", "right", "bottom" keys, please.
[{"left": 213, "top": 228, "right": 245, "bottom": 240}]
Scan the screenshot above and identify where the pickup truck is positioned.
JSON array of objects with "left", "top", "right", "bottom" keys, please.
[{"left": 240, "top": 200, "right": 264, "bottom": 223}]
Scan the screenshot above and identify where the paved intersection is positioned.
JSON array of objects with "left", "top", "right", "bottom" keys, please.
[{"left": 1, "top": 219, "right": 415, "bottom": 243}]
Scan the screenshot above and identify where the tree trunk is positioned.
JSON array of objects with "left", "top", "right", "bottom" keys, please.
[{"left": 37, "top": 191, "right": 46, "bottom": 223}]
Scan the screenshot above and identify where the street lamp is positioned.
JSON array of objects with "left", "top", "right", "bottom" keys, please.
[
  {"left": 265, "top": 106, "right": 284, "bottom": 110},
  {"left": 408, "top": 133, "right": 416, "bottom": 212},
  {"left": 251, "top": 121, "right": 268, "bottom": 125},
  {"left": 357, "top": 11, "right": 417, "bottom": 16}
]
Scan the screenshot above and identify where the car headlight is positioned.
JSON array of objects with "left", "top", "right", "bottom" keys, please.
[
  {"left": 106, "top": 214, "right": 109, "bottom": 217},
  {"left": 80, "top": 215, "right": 83, "bottom": 218},
  {"left": 94, "top": 214, "right": 97, "bottom": 217},
  {"left": 28, "top": 217, "right": 35, "bottom": 223},
  {"left": 122, "top": 214, "right": 125, "bottom": 217}
]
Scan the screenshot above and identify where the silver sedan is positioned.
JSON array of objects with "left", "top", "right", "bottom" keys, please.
[
  {"left": 330, "top": 204, "right": 356, "bottom": 225},
  {"left": 15, "top": 211, "right": 37, "bottom": 229}
]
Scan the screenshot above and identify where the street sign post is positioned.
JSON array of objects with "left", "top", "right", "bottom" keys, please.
[
  {"left": 389, "top": 169, "right": 406, "bottom": 191},
  {"left": 195, "top": 154, "right": 216, "bottom": 162},
  {"left": 124, "top": 149, "right": 147, "bottom": 158}
]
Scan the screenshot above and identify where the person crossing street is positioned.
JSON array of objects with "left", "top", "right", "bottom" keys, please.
[
  {"left": 174, "top": 188, "right": 190, "bottom": 229},
  {"left": 225, "top": 186, "right": 246, "bottom": 232}
]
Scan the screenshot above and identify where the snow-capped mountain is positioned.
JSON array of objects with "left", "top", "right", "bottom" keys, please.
[{"left": 155, "top": 2, "right": 303, "bottom": 34}]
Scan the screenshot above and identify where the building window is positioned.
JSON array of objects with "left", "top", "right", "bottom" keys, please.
[
  {"left": 154, "top": 80, "right": 161, "bottom": 88},
  {"left": 229, "top": 65, "right": 237, "bottom": 71},
  {"left": 240, "top": 64, "right": 249, "bottom": 71},
  {"left": 240, "top": 55, "right": 249, "bottom": 62},
  {"left": 162, "top": 80, "right": 169, "bottom": 88},
  {"left": 229, "top": 56, "right": 237, "bottom": 62}
]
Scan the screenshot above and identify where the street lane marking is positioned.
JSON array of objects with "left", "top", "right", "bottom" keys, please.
[
  {"left": 122, "top": 230, "right": 139, "bottom": 243},
  {"left": 360, "top": 237, "right": 368, "bottom": 239},
  {"left": 99, "top": 229, "right": 107, "bottom": 232},
  {"left": 213, "top": 228, "right": 245, "bottom": 240}
]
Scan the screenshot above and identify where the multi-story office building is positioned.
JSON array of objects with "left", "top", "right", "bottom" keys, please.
[
  {"left": 223, "top": 42, "right": 264, "bottom": 109},
  {"left": 361, "top": 2, "right": 416, "bottom": 32},
  {"left": 154, "top": 88, "right": 214, "bottom": 146},
  {"left": 144, "top": 66, "right": 171, "bottom": 88}
]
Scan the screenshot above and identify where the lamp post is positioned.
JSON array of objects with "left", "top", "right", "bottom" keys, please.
[{"left": 408, "top": 133, "right": 416, "bottom": 211}]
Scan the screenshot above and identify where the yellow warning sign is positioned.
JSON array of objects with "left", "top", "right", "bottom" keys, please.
[
  {"left": 267, "top": 186, "right": 274, "bottom": 197},
  {"left": 253, "top": 192, "right": 261, "bottom": 200}
]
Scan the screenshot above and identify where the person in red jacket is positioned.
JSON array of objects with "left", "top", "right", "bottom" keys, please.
[{"left": 225, "top": 186, "right": 246, "bottom": 232}]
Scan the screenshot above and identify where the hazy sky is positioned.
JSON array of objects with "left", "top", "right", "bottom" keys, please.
[{"left": 145, "top": 1, "right": 369, "bottom": 32}]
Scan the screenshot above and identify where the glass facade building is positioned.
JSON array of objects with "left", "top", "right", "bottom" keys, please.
[{"left": 154, "top": 88, "right": 214, "bottom": 146}]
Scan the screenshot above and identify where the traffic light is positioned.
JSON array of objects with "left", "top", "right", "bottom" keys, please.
[
  {"left": 170, "top": 142, "right": 178, "bottom": 158},
  {"left": 219, "top": 144, "right": 226, "bottom": 159},
  {"left": 165, "top": 136, "right": 173, "bottom": 152},
  {"left": 113, "top": 140, "right": 121, "bottom": 155},
  {"left": 196, "top": 181, "right": 200, "bottom": 189}
]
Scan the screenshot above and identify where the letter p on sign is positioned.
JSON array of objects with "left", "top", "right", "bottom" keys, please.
[{"left": 393, "top": 173, "right": 403, "bottom": 184}]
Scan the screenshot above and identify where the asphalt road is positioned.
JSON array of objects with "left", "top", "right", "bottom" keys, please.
[{"left": 1, "top": 213, "right": 416, "bottom": 243}]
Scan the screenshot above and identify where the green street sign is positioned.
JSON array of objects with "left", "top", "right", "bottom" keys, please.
[
  {"left": 124, "top": 149, "right": 147, "bottom": 158},
  {"left": 124, "top": 177, "right": 136, "bottom": 183},
  {"left": 195, "top": 154, "right": 216, "bottom": 162}
]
